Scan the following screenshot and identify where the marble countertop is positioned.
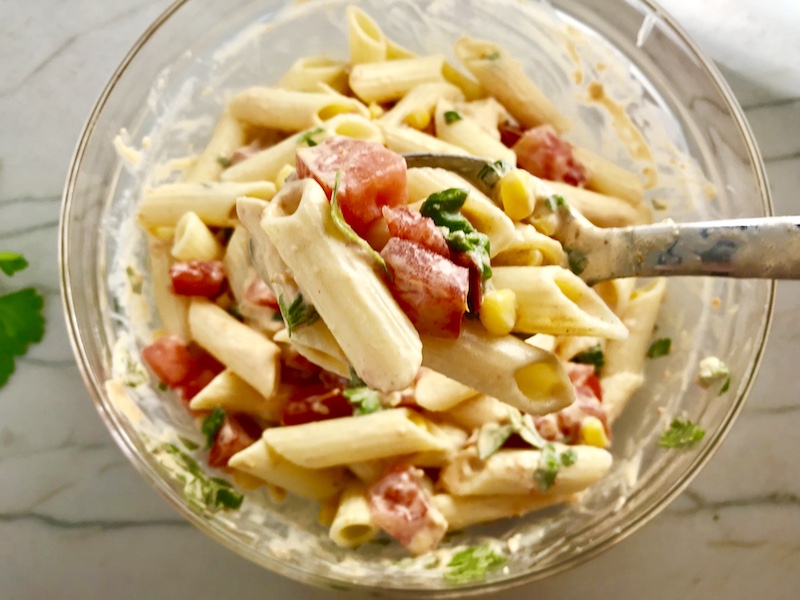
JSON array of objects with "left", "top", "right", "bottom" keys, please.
[{"left": 1, "top": 1, "right": 798, "bottom": 598}]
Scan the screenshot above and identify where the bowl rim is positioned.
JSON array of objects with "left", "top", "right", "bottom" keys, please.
[{"left": 59, "top": 0, "right": 775, "bottom": 594}]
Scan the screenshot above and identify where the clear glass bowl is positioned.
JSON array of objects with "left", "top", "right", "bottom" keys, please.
[{"left": 59, "top": 0, "right": 773, "bottom": 595}]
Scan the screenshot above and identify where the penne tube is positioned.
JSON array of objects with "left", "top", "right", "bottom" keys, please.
[
  {"left": 492, "top": 222, "right": 565, "bottom": 267},
  {"left": 442, "top": 62, "right": 485, "bottom": 101},
  {"left": 573, "top": 146, "right": 644, "bottom": 205},
  {"left": 492, "top": 266, "right": 629, "bottom": 339},
  {"left": 349, "top": 56, "right": 447, "bottom": 104},
  {"left": 346, "top": 5, "right": 387, "bottom": 64},
  {"left": 446, "top": 393, "right": 510, "bottom": 430},
  {"left": 277, "top": 55, "right": 349, "bottom": 93},
  {"left": 263, "top": 408, "right": 450, "bottom": 469},
  {"left": 433, "top": 492, "right": 577, "bottom": 531},
  {"left": 457, "top": 97, "right": 510, "bottom": 139},
  {"left": 593, "top": 277, "right": 637, "bottom": 318},
  {"left": 261, "top": 180, "right": 422, "bottom": 392},
  {"left": 526, "top": 333, "right": 558, "bottom": 353},
  {"left": 228, "top": 439, "right": 348, "bottom": 501},
  {"left": 184, "top": 108, "right": 246, "bottom": 183},
  {"left": 222, "top": 226, "right": 251, "bottom": 304},
  {"left": 455, "top": 36, "right": 570, "bottom": 132},
  {"left": 601, "top": 372, "right": 646, "bottom": 424},
  {"left": 329, "top": 480, "right": 379, "bottom": 548},
  {"left": 171, "top": 211, "right": 223, "bottom": 261},
  {"left": 420, "top": 321, "right": 575, "bottom": 416},
  {"left": 414, "top": 368, "right": 478, "bottom": 412},
  {"left": 188, "top": 369, "right": 282, "bottom": 422},
  {"left": 434, "top": 99, "right": 516, "bottom": 165},
  {"left": 545, "top": 181, "right": 648, "bottom": 228},
  {"left": 348, "top": 459, "right": 392, "bottom": 484},
  {"left": 237, "top": 196, "right": 351, "bottom": 378},
  {"left": 147, "top": 235, "right": 190, "bottom": 340},
  {"left": 555, "top": 335, "right": 603, "bottom": 363},
  {"left": 440, "top": 445, "right": 612, "bottom": 496},
  {"left": 379, "top": 82, "right": 465, "bottom": 128},
  {"left": 188, "top": 299, "right": 280, "bottom": 399},
  {"left": 406, "top": 167, "right": 516, "bottom": 257},
  {"left": 138, "top": 181, "right": 276, "bottom": 228},
  {"left": 407, "top": 421, "right": 469, "bottom": 467},
  {"left": 380, "top": 123, "right": 469, "bottom": 156}
]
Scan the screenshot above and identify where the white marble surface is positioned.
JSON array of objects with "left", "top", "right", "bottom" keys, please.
[{"left": 1, "top": 1, "right": 799, "bottom": 599}]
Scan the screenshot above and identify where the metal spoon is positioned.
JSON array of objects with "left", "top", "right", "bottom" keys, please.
[{"left": 404, "top": 153, "right": 800, "bottom": 284}]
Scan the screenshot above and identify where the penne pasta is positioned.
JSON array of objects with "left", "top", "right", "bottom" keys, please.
[
  {"left": 262, "top": 408, "right": 450, "bottom": 469},
  {"left": 492, "top": 222, "right": 565, "bottom": 267},
  {"left": 433, "top": 492, "right": 577, "bottom": 531},
  {"left": 147, "top": 235, "right": 190, "bottom": 340},
  {"left": 329, "top": 480, "right": 379, "bottom": 548},
  {"left": 445, "top": 394, "right": 510, "bottom": 431},
  {"left": 346, "top": 5, "right": 388, "bottom": 64},
  {"left": 277, "top": 55, "right": 349, "bottom": 93},
  {"left": 379, "top": 123, "right": 469, "bottom": 156},
  {"left": 414, "top": 368, "right": 478, "bottom": 412},
  {"left": 349, "top": 56, "right": 447, "bottom": 104},
  {"left": 379, "top": 82, "right": 465, "bottom": 128},
  {"left": 545, "top": 181, "right": 648, "bottom": 228},
  {"left": 456, "top": 97, "right": 509, "bottom": 139},
  {"left": 184, "top": 108, "right": 247, "bottom": 183},
  {"left": 188, "top": 369, "right": 282, "bottom": 422},
  {"left": 171, "top": 211, "right": 222, "bottom": 261},
  {"left": 434, "top": 99, "right": 516, "bottom": 165},
  {"left": 573, "top": 146, "right": 645, "bottom": 205},
  {"left": 221, "top": 226, "right": 251, "bottom": 304}
]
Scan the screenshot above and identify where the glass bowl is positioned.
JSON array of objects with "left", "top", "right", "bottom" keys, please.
[{"left": 59, "top": 0, "right": 773, "bottom": 595}]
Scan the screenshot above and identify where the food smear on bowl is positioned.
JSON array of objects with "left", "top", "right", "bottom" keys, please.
[{"left": 106, "top": 3, "right": 718, "bottom": 575}]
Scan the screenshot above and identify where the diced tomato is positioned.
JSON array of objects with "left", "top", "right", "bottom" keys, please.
[
  {"left": 380, "top": 238, "right": 469, "bottom": 338},
  {"left": 513, "top": 125, "right": 588, "bottom": 187},
  {"left": 296, "top": 136, "right": 408, "bottom": 232},
  {"left": 207, "top": 414, "right": 260, "bottom": 468},
  {"left": 567, "top": 362, "right": 603, "bottom": 402},
  {"left": 368, "top": 465, "right": 447, "bottom": 556},
  {"left": 230, "top": 140, "right": 264, "bottom": 165},
  {"left": 499, "top": 120, "right": 526, "bottom": 148},
  {"left": 280, "top": 384, "right": 354, "bottom": 426},
  {"left": 244, "top": 277, "right": 279, "bottom": 310},
  {"left": 556, "top": 363, "right": 609, "bottom": 443},
  {"left": 141, "top": 335, "right": 194, "bottom": 386},
  {"left": 170, "top": 260, "right": 226, "bottom": 298},
  {"left": 450, "top": 250, "right": 484, "bottom": 314},
  {"left": 381, "top": 206, "right": 449, "bottom": 257}
]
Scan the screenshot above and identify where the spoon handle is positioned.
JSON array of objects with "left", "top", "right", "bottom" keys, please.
[{"left": 579, "top": 217, "right": 800, "bottom": 283}]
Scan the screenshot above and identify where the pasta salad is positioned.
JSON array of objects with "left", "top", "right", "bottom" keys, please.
[{"left": 134, "top": 5, "right": 666, "bottom": 558}]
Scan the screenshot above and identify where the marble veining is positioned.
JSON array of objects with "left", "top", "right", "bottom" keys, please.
[{"left": 1, "top": 1, "right": 799, "bottom": 599}]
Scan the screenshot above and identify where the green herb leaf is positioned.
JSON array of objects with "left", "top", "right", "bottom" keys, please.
[
  {"left": 444, "top": 110, "right": 463, "bottom": 125},
  {"left": 483, "top": 51, "right": 501, "bottom": 61},
  {"left": 329, "top": 170, "right": 389, "bottom": 276},
  {"left": 0, "top": 252, "right": 28, "bottom": 276},
  {"left": 508, "top": 408, "right": 547, "bottom": 449},
  {"left": 647, "top": 337, "right": 671, "bottom": 359},
  {"left": 216, "top": 155, "right": 232, "bottom": 168},
  {"left": 719, "top": 377, "right": 731, "bottom": 395},
  {"left": 125, "top": 265, "right": 143, "bottom": 294},
  {"left": 476, "top": 160, "right": 512, "bottom": 189},
  {"left": 477, "top": 423, "right": 515, "bottom": 460},
  {"left": 565, "top": 248, "right": 588, "bottom": 276},
  {"left": 445, "top": 545, "right": 507, "bottom": 583},
  {"left": 0, "top": 287, "right": 46, "bottom": 387},
  {"left": 533, "top": 443, "right": 561, "bottom": 491},
  {"left": 658, "top": 418, "right": 705, "bottom": 449},
  {"left": 201, "top": 407, "right": 226, "bottom": 449},
  {"left": 572, "top": 344, "right": 605, "bottom": 374},
  {"left": 277, "top": 293, "right": 319, "bottom": 335},
  {"left": 178, "top": 436, "right": 200, "bottom": 451},
  {"left": 297, "top": 126, "right": 326, "bottom": 147},
  {"left": 123, "top": 352, "right": 148, "bottom": 388},
  {"left": 560, "top": 448, "right": 577, "bottom": 466},
  {"left": 344, "top": 386, "right": 383, "bottom": 415}
]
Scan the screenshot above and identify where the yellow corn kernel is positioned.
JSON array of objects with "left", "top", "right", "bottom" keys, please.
[
  {"left": 499, "top": 169, "right": 536, "bottom": 221},
  {"left": 403, "top": 108, "right": 432, "bottom": 130},
  {"left": 275, "top": 163, "right": 296, "bottom": 190},
  {"left": 580, "top": 416, "right": 610, "bottom": 448},
  {"left": 368, "top": 102, "right": 385, "bottom": 119},
  {"left": 480, "top": 288, "right": 518, "bottom": 336}
]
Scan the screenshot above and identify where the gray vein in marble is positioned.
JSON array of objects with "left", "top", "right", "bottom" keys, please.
[
  {"left": 742, "top": 96, "right": 800, "bottom": 112},
  {"left": 670, "top": 489, "right": 800, "bottom": 515},
  {"left": 0, "top": 194, "right": 61, "bottom": 208},
  {"left": 0, "top": 219, "right": 59, "bottom": 241},
  {"left": 763, "top": 150, "right": 800, "bottom": 164},
  {"left": 0, "top": 439, "right": 111, "bottom": 462},
  {"left": 17, "top": 357, "right": 77, "bottom": 368},
  {"left": 749, "top": 404, "right": 800, "bottom": 415},
  {"left": 0, "top": 511, "right": 189, "bottom": 531}
]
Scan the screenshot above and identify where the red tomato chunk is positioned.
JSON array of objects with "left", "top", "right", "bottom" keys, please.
[
  {"left": 280, "top": 385, "right": 354, "bottom": 426},
  {"left": 141, "top": 336, "right": 224, "bottom": 403},
  {"left": 208, "top": 415, "right": 260, "bottom": 468},
  {"left": 296, "top": 136, "right": 408, "bottom": 232},
  {"left": 368, "top": 465, "right": 446, "bottom": 555},
  {"left": 382, "top": 206, "right": 449, "bottom": 257},
  {"left": 513, "top": 125, "right": 588, "bottom": 187},
  {"left": 380, "top": 238, "right": 469, "bottom": 338},
  {"left": 170, "top": 260, "right": 226, "bottom": 298},
  {"left": 243, "top": 277, "right": 279, "bottom": 310}
]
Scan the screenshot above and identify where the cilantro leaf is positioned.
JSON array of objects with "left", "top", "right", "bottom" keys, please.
[
  {"left": 477, "top": 423, "right": 515, "bottom": 460},
  {"left": 572, "top": 344, "right": 605, "bottom": 373},
  {"left": 201, "top": 407, "right": 226, "bottom": 449},
  {"left": 0, "top": 252, "right": 28, "bottom": 276},
  {"left": 476, "top": 160, "right": 512, "bottom": 189},
  {"left": 0, "top": 288, "right": 46, "bottom": 387},
  {"left": 445, "top": 545, "right": 506, "bottom": 583},
  {"left": 719, "top": 377, "right": 731, "bottom": 395},
  {"left": 297, "top": 126, "right": 326, "bottom": 148},
  {"left": 483, "top": 50, "right": 501, "bottom": 61},
  {"left": 329, "top": 170, "right": 389, "bottom": 276},
  {"left": 647, "top": 337, "right": 671, "bottom": 359},
  {"left": 444, "top": 110, "right": 463, "bottom": 125},
  {"left": 533, "top": 444, "right": 577, "bottom": 491},
  {"left": 560, "top": 448, "right": 577, "bottom": 466},
  {"left": 658, "top": 419, "right": 705, "bottom": 449},
  {"left": 277, "top": 293, "right": 319, "bottom": 335},
  {"left": 216, "top": 155, "right": 232, "bottom": 168},
  {"left": 565, "top": 248, "right": 588, "bottom": 275},
  {"left": 344, "top": 368, "right": 383, "bottom": 415}
]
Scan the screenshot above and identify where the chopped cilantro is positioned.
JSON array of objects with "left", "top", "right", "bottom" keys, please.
[
  {"left": 477, "top": 423, "right": 515, "bottom": 460},
  {"left": 158, "top": 382, "right": 168, "bottom": 392},
  {"left": 420, "top": 188, "right": 492, "bottom": 282},
  {"left": 330, "top": 170, "right": 389, "bottom": 276},
  {"left": 0, "top": 252, "right": 28, "bottom": 276},
  {"left": 277, "top": 293, "right": 319, "bottom": 335},
  {"left": 178, "top": 436, "right": 200, "bottom": 451},
  {"left": 476, "top": 160, "right": 512, "bottom": 189},
  {"left": 572, "top": 344, "right": 605, "bottom": 373},
  {"left": 533, "top": 444, "right": 577, "bottom": 491},
  {"left": 344, "top": 369, "right": 383, "bottom": 415},
  {"left": 719, "top": 377, "right": 731, "bottom": 394},
  {"left": 445, "top": 545, "right": 507, "bottom": 583},
  {"left": 560, "top": 448, "right": 577, "bottom": 467},
  {"left": 565, "top": 248, "right": 588, "bottom": 275},
  {"left": 125, "top": 265, "right": 143, "bottom": 294},
  {"left": 216, "top": 155, "right": 232, "bottom": 168},
  {"left": 483, "top": 51, "right": 501, "bottom": 61},
  {"left": 297, "top": 127, "right": 325, "bottom": 147},
  {"left": 0, "top": 254, "right": 45, "bottom": 388},
  {"left": 658, "top": 418, "right": 705, "bottom": 449},
  {"left": 444, "top": 110, "right": 463, "bottom": 125},
  {"left": 647, "top": 337, "right": 671, "bottom": 359},
  {"left": 201, "top": 407, "right": 226, "bottom": 448},
  {"left": 123, "top": 353, "right": 147, "bottom": 388}
]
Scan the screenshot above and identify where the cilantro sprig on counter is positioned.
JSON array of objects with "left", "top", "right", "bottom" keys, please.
[
  {"left": 445, "top": 545, "right": 507, "bottom": 583},
  {"left": 0, "top": 252, "right": 45, "bottom": 388}
]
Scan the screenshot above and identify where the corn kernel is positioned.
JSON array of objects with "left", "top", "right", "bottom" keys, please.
[
  {"left": 580, "top": 416, "right": 610, "bottom": 448},
  {"left": 275, "top": 163, "right": 296, "bottom": 190},
  {"left": 499, "top": 169, "right": 536, "bottom": 221},
  {"left": 403, "top": 108, "right": 432, "bottom": 130},
  {"left": 480, "top": 288, "right": 517, "bottom": 336}
]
